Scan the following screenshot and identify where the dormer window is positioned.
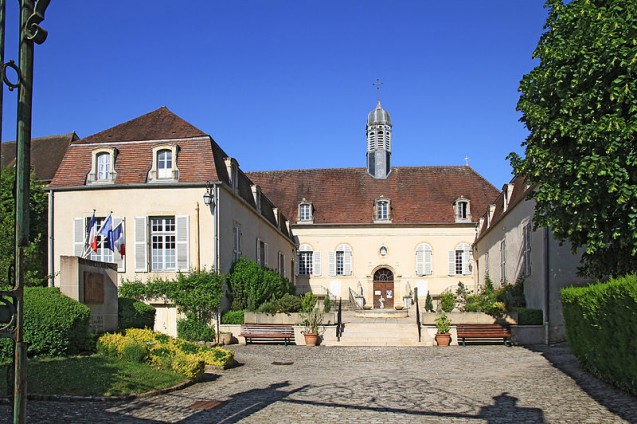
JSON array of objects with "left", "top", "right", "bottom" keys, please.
[
  {"left": 374, "top": 197, "right": 392, "bottom": 223},
  {"left": 298, "top": 199, "right": 313, "bottom": 223},
  {"left": 148, "top": 144, "right": 179, "bottom": 182},
  {"left": 454, "top": 197, "right": 471, "bottom": 222},
  {"left": 87, "top": 147, "right": 117, "bottom": 184}
]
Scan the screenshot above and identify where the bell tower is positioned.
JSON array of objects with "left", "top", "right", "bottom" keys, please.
[{"left": 366, "top": 97, "right": 392, "bottom": 179}]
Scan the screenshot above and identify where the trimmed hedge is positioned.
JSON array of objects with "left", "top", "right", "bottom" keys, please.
[
  {"left": 0, "top": 287, "right": 92, "bottom": 362},
  {"left": 221, "top": 310, "right": 245, "bottom": 324},
  {"left": 512, "top": 308, "right": 543, "bottom": 325},
  {"left": 118, "top": 297, "right": 156, "bottom": 330},
  {"left": 177, "top": 318, "right": 215, "bottom": 342},
  {"left": 561, "top": 274, "right": 637, "bottom": 395}
]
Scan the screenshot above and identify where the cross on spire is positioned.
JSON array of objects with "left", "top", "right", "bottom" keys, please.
[
  {"left": 464, "top": 155, "right": 470, "bottom": 166},
  {"left": 372, "top": 78, "right": 383, "bottom": 100}
]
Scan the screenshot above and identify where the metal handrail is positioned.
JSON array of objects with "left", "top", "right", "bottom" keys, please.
[
  {"left": 336, "top": 298, "right": 343, "bottom": 341},
  {"left": 349, "top": 287, "right": 363, "bottom": 310},
  {"left": 415, "top": 287, "right": 422, "bottom": 342}
]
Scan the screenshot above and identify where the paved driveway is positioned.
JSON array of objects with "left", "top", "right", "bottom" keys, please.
[{"left": 1, "top": 344, "right": 636, "bottom": 423}]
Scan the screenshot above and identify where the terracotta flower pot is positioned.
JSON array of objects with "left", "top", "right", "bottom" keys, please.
[
  {"left": 304, "top": 333, "right": 319, "bottom": 346},
  {"left": 435, "top": 333, "right": 451, "bottom": 346}
]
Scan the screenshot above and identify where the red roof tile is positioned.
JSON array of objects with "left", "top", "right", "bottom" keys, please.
[{"left": 247, "top": 167, "right": 499, "bottom": 225}]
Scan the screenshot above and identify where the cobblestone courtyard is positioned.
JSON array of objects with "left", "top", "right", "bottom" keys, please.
[{"left": 1, "top": 344, "right": 636, "bottom": 423}]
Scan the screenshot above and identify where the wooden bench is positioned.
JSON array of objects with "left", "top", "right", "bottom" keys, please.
[
  {"left": 456, "top": 324, "right": 512, "bottom": 346},
  {"left": 239, "top": 324, "right": 295, "bottom": 346}
]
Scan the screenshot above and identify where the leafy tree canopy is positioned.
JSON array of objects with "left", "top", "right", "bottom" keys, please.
[
  {"left": 0, "top": 167, "right": 48, "bottom": 287},
  {"left": 509, "top": 0, "right": 637, "bottom": 277}
]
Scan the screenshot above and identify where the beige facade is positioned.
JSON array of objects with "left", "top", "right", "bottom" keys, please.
[
  {"left": 294, "top": 224, "right": 477, "bottom": 308},
  {"left": 473, "top": 178, "right": 589, "bottom": 342}
]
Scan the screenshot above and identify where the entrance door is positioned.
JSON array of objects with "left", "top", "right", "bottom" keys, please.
[{"left": 373, "top": 268, "right": 394, "bottom": 309}]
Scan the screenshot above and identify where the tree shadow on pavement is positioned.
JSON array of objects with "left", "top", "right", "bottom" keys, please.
[{"left": 525, "top": 343, "right": 637, "bottom": 422}]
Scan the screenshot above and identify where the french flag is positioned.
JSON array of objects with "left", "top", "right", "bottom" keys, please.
[
  {"left": 88, "top": 213, "right": 98, "bottom": 253},
  {"left": 98, "top": 215, "right": 113, "bottom": 251},
  {"left": 112, "top": 222, "right": 126, "bottom": 256}
]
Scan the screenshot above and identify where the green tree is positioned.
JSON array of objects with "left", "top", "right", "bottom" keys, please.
[
  {"left": 0, "top": 167, "right": 48, "bottom": 287},
  {"left": 510, "top": 0, "right": 637, "bottom": 277}
]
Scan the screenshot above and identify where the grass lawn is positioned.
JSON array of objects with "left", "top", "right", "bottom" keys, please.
[{"left": 0, "top": 355, "right": 189, "bottom": 397}]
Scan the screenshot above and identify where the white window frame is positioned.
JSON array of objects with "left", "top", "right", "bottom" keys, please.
[
  {"left": 150, "top": 216, "right": 177, "bottom": 272},
  {"left": 454, "top": 197, "right": 471, "bottom": 222},
  {"left": 148, "top": 144, "right": 179, "bottom": 182},
  {"left": 329, "top": 244, "right": 352, "bottom": 276},
  {"left": 523, "top": 222, "right": 532, "bottom": 276},
  {"left": 500, "top": 239, "right": 506, "bottom": 283},
  {"left": 449, "top": 243, "right": 471, "bottom": 276},
  {"left": 297, "top": 244, "right": 313, "bottom": 276},
  {"left": 416, "top": 243, "right": 433, "bottom": 276},
  {"left": 298, "top": 202, "right": 313, "bottom": 223},
  {"left": 374, "top": 198, "right": 391, "bottom": 223},
  {"left": 87, "top": 148, "right": 117, "bottom": 184}
]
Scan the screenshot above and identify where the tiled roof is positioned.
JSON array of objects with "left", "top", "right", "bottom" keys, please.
[
  {"left": 49, "top": 108, "right": 227, "bottom": 188},
  {"left": 475, "top": 175, "right": 533, "bottom": 242},
  {"left": 76, "top": 106, "right": 207, "bottom": 144},
  {"left": 1, "top": 132, "right": 78, "bottom": 182},
  {"left": 247, "top": 167, "right": 499, "bottom": 225}
]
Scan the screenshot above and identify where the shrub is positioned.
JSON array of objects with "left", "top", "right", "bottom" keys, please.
[
  {"left": 512, "top": 307, "right": 543, "bottom": 325},
  {"left": 276, "top": 293, "right": 301, "bottom": 313},
  {"left": 439, "top": 290, "right": 456, "bottom": 313},
  {"left": 177, "top": 318, "right": 215, "bottom": 342},
  {"left": 300, "top": 292, "right": 317, "bottom": 313},
  {"left": 171, "top": 353, "right": 205, "bottom": 380},
  {"left": 228, "top": 258, "right": 294, "bottom": 311},
  {"left": 97, "top": 329, "right": 234, "bottom": 380},
  {"left": 221, "top": 310, "right": 245, "bottom": 324},
  {"left": 562, "top": 274, "right": 637, "bottom": 395},
  {"left": 424, "top": 291, "right": 434, "bottom": 313},
  {"left": 323, "top": 295, "right": 332, "bottom": 313},
  {"left": 256, "top": 299, "right": 278, "bottom": 314},
  {"left": 496, "top": 278, "right": 526, "bottom": 309},
  {"left": 0, "top": 287, "right": 93, "bottom": 362},
  {"left": 118, "top": 297, "right": 156, "bottom": 330}
]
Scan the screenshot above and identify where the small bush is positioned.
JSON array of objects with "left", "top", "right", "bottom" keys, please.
[
  {"left": 439, "top": 291, "right": 456, "bottom": 313},
  {"left": 300, "top": 292, "right": 317, "bottom": 313},
  {"left": 177, "top": 319, "right": 215, "bottom": 342},
  {"left": 323, "top": 295, "right": 332, "bottom": 313},
  {"left": 424, "top": 291, "right": 434, "bottom": 313},
  {"left": 0, "top": 287, "right": 93, "bottom": 362},
  {"left": 276, "top": 293, "right": 301, "bottom": 313},
  {"left": 221, "top": 310, "right": 245, "bottom": 324},
  {"left": 512, "top": 307, "right": 543, "bottom": 325},
  {"left": 118, "top": 297, "right": 156, "bottom": 330},
  {"left": 257, "top": 299, "right": 278, "bottom": 314},
  {"left": 97, "top": 329, "right": 234, "bottom": 380}
]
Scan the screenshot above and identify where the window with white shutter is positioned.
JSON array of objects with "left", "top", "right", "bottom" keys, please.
[
  {"left": 312, "top": 251, "right": 322, "bottom": 276},
  {"left": 176, "top": 215, "right": 189, "bottom": 272},
  {"left": 416, "top": 243, "right": 432, "bottom": 276},
  {"left": 74, "top": 218, "right": 85, "bottom": 257},
  {"left": 134, "top": 216, "right": 148, "bottom": 272}
]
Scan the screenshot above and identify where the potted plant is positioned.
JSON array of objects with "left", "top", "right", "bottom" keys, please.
[
  {"left": 300, "top": 308, "right": 324, "bottom": 346},
  {"left": 434, "top": 311, "right": 452, "bottom": 346}
]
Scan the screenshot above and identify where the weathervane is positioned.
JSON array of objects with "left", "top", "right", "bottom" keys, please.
[
  {"left": 464, "top": 155, "right": 470, "bottom": 166},
  {"left": 372, "top": 78, "right": 383, "bottom": 100}
]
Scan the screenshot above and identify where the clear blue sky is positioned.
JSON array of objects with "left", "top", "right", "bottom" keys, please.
[{"left": 2, "top": 1, "right": 549, "bottom": 188}]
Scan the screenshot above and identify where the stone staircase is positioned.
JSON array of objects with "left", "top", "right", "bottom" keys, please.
[{"left": 321, "top": 309, "right": 433, "bottom": 347}]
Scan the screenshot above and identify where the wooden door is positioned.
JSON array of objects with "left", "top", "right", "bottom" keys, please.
[{"left": 373, "top": 268, "right": 394, "bottom": 309}]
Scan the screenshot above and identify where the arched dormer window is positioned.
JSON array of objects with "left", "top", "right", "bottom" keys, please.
[
  {"left": 148, "top": 144, "right": 179, "bottom": 182},
  {"left": 416, "top": 243, "right": 433, "bottom": 276},
  {"left": 87, "top": 147, "right": 117, "bottom": 184},
  {"left": 374, "top": 197, "right": 392, "bottom": 223},
  {"left": 454, "top": 197, "right": 471, "bottom": 222},
  {"left": 329, "top": 243, "right": 352, "bottom": 276},
  {"left": 298, "top": 199, "right": 313, "bottom": 223}
]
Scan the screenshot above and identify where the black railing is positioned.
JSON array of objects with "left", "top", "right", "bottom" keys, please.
[
  {"left": 336, "top": 298, "right": 343, "bottom": 341},
  {"left": 414, "top": 287, "right": 421, "bottom": 342}
]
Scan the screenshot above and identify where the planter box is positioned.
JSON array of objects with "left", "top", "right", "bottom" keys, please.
[
  {"left": 420, "top": 311, "right": 518, "bottom": 325},
  {"left": 243, "top": 312, "right": 338, "bottom": 325},
  {"left": 511, "top": 325, "right": 545, "bottom": 345}
]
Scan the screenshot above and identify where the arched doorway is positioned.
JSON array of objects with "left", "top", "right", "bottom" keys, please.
[{"left": 373, "top": 268, "right": 394, "bottom": 309}]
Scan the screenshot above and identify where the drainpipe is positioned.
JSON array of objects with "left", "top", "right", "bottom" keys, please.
[
  {"left": 544, "top": 228, "right": 550, "bottom": 345},
  {"left": 214, "top": 184, "right": 220, "bottom": 272},
  {"left": 48, "top": 190, "right": 54, "bottom": 287},
  {"left": 195, "top": 201, "right": 200, "bottom": 271}
]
